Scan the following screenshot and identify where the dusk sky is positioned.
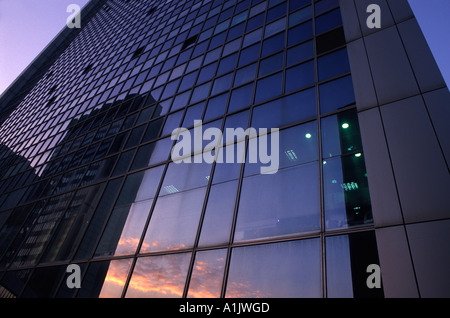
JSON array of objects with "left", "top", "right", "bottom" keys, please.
[{"left": 0, "top": 0, "right": 449, "bottom": 96}]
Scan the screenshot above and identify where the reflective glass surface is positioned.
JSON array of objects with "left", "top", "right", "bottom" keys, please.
[
  {"left": 236, "top": 163, "right": 320, "bottom": 242},
  {"left": 126, "top": 253, "right": 191, "bottom": 298},
  {"left": 141, "top": 187, "right": 207, "bottom": 253},
  {"left": 226, "top": 239, "right": 321, "bottom": 297},
  {"left": 0, "top": 0, "right": 380, "bottom": 298},
  {"left": 326, "top": 232, "right": 384, "bottom": 298},
  {"left": 187, "top": 249, "right": 227, "bottom": 298},
  {"left": 99, "top": 259, "right": 133, "bottom": 298}
]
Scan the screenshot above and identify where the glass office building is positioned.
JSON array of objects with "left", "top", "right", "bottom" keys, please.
[{"left": 0, "top": 0, "right": 449, "bottom": 298}]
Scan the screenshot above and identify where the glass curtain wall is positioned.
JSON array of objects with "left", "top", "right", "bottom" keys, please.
[{"left": 0, "top": 0, "right": 382, "bottom": 298}]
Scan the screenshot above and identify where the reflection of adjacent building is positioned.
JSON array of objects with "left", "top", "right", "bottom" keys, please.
[{"left": 0, "top": 91, "right": 162, "bottom": 295}]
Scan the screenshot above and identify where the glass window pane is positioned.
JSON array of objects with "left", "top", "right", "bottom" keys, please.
[
  {"left": 238, "top": 43, "right": 260, "bottom": 67},
  {"left": 319, "top": 75, "right": 355, "bottom": 114},
  {"left": 197, "top": 63, "right": 217, "bottom": 84},
  {"left": 74, "top": 178, "right": 123, "bottom": 260},
  {"left": 234, "top": 63, "right": 257, "bottom": 87},
  {"left": 288, "top": 21, "right": 313, "bottom": 46},
  {"left": 267, "top": 2, "right": 287, "bottom": 23},
  {"left": 198, "top": 180, "right": 238, "bottom": 247},
  {"left": 162, "top": 111, "right": 184, "bottom": 136},
  {"left": 116, "top": 171, "right": 145, "bottom": 206},
  {"left": 252, "top": 88, "right": 316, "bottom": 129},
  {"left": 235, "top": 163, "right": 320, "bottom": 242},
  {"left": 290, "top": 0, "right": 310, "bottom": 12},
  {"left": 211, "top": 73, "right": 233, "bottom": 95},
  {"left": 285, "top": 60, "right": 315, "bottom": 93},
  {"left": 326, "top": 232, "right": 384, "bottom": 298},
  {"left": 318, "top": 48, "right": 350, "bottom": 81},
  {"left": 316, "top": 27, "right": 346, "bottom": 55},
  {"left": 142, "top": 118, "right": 164, "bottom": 143},
  {"left": 211, "top": 143, "right": 243, "bottom": 184},
  {"left": 191, "top": 82, "right": 212, "bottom": 104},
  {"left": 244, "top": 121, "right": 318, "bottom": 176},
  {"left": 131, "top": 138, "right": 172, "bottom": 170},
  {"left": 246, "top": 13, "right": 264, "bottom": 32},
  {"left": 259, "top": 52, "right": 284, "bottom": 77},
  {"left": 226, "top": 239, "right": 321, "bottom": 297},
  {"left": 99, "top": 259, "right": 133, "bottom": 298},
  {"left": 321, "top": 109, "right": 363, "bottom": 158},
  {"left": 141, "top": 187, "right": 206, "bottom": 253},
  {"left": 287, "top": 40, "right": 314, "bottom": 66},
  {"left": 222, "top": 110, "right": 250, "bottom": 145},
  {"left": 217, "top": 53, "right": 238, "bottom": 75},
  {"left": 76, "top": 261, "right": 113, "bottom": 298},
  {"left": 288, "top": 5, "right": 312, "bottom": 27},
  {"left": 315, "top": 8, "right": 342, "bottom": 35},
  {"left": 126, "top": 253, "right": 191, "bottom": 298},
  {"left": 261, "top": 33, "right": 285, "bottom": 57},
  {"left": 323, "top": 155, "right": 373, "bottom": 230},
  {"left": 264, "top": 17, "right": 286, "bottom": 38},
  {"left": 160, "top": 160, "right": 211, "bottom": 194},
  {"left": 187, "top": 249, "right": 227, "bottom": 298},
  {"left": 243, "top": 28, "right": 263, "bottom": 48},
  {"left": 255, "top": 72, "right": 283, "bottom": 103},
  {"left": 228, "top": 83, "right": 254, "bottom": 112},
  {"left": 204, "top": 93, "right": 228, "bottom": 121},
  {"left": 183, "top": 103, "right": 205, "bottom": 128},
  {"left": 315, "top": 0, "right": 340, "bottom": 16},
  {"left": 114, "top": 199, "right": 153, "bottom": 256},
  {"left": 21, "top": 266, "right": 65, "bottom": 297}
]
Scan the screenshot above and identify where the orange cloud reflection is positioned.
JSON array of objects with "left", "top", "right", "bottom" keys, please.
[
  {"left": 125, "top": 253, "right": 191, "bottom": 298},
  {"left": 99, "top": 259, "right": 132, "bottom": 298}
]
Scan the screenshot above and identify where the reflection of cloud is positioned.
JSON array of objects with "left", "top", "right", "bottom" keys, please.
[
  {"left": 188, "top": 254, "right": 226, "bottom": 298},
  {"left": 125, "top": 253, "right": 191, "bottom": 298},
  {"left": 225, "top": 281, "right": 269, "bottom": 298},
  {"left": 143, "top": 239, "right": 188, "bottom": 252},
  {"left": 99, "top": 259, "right": 132, "bottom": 298},
  {"left": 115, "top": 237, "right": 150, "bottom": 255},
  {"left": 97, "top": 251, "right": 271, "bottom": 298}
]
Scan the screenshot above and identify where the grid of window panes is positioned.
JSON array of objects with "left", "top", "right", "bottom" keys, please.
[{"left": 0, "top": 0, "right": 383, "bottom": 298}]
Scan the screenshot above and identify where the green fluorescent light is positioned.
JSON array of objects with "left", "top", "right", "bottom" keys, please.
[
  {"left": 305, "top": 133, "right": 312, "bottom": 139},
  {"left": 342, "top": 123, "right": 350, "bottom": 129}
]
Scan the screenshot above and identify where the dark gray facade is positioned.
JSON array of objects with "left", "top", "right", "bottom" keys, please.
[{"left": 340, "top": 0, "right": 450, "bottom": 297}]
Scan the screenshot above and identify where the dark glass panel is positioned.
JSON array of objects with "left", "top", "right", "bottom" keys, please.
[
  {"left": 315, "top": 8, "right": 342, "bottom": 35},
  {"left": 285, "top": 60, "right": 315, "bottom": 92},
  {"left": 323, "top": 154, "right": 373, "bottom": 230},
  {"left": 252, "top": 87, "right": 316, "bottom": 129},
  {"left": 326, "top": 232, "right": 384, "bottom": 298},
  {"left": 226, "top": 239, "right": 321, "bottom": 297},
  {"left": 318, "top": 48, "right": 351, "bottom": 81},
  {"left": 254, "top": 72, "right": 283, "bottom": 103},
  {"left": 236, "top": 163, "right": 320, "bottom": 242},
  {"left": 319, "top": 75, "right": 355, "bottom": 114}
]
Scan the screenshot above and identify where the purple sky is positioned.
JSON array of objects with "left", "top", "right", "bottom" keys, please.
[
  {"left": 0, "top": 0, "right": 449, "bottom": 96},
  {"left": 0, "top": 0, "right": 90, "bottom": 95}
]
